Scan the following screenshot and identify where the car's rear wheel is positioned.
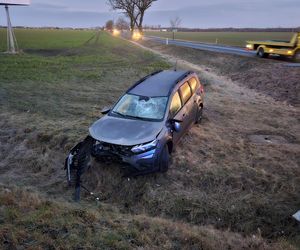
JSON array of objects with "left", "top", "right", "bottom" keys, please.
[
  {"left": 195, "top": 106, "right": 203, "bottom": 124},
  {"left": 293, "top": 50, "right": 300, "bottom": 62},
  {"left": 257, "top": 47, "right": 268, "bottom": 58},
  {"left": 159, "top": 145, "right": 170, "bottom": 173}
]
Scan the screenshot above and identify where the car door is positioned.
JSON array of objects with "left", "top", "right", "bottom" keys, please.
[
  {"left": 188, "top": 77, "right": 201, "bottom": 121},
  {"left": 169, "top": 90, "right": 184, "bottom": 144},
  {"left": 169, "top": 82, "right": 194, "bottom": 144},
  {"left": 178, "top": 81, "right": 195, "bottom": 129}
]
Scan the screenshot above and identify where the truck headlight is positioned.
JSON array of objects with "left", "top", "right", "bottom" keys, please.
[
  {"left": 131, "top": 139, "right": 158, "bottom": 154},
  {"left": 246, "top": 44, "right": 253, "bottom": 49}
]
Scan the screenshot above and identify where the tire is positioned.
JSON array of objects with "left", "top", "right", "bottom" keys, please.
[
  {"left": 293, "top": 50, "right": 300, "bottom": 62},
  {"left": 257, "top": 47, "right": 268, "bottom": 58},
  {"left": 195, "top": 106, "right": 203, "bottom": 124},
  {"left": 159, "top": 145, "right": 170, "bottom": 173}
]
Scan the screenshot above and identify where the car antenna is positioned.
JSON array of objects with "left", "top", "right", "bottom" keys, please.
[{"left": 174, "top": 60, "right": 178, "bottom": 71}]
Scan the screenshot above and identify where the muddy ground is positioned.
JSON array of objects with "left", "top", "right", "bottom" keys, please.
[{"left": 0, "top": 33, "right": 299, "bottom": 249}]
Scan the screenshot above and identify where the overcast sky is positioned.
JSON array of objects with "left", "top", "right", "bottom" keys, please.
[{"left": 0, "top": 0, "right": 299, "bottom": 28}]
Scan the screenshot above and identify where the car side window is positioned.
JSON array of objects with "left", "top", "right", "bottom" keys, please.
[
  {"left": 188, "top": 77, "right": 199, "bottom": 94},
  {"left": 179, "top": 82, "right": 192, "bottom": 105},
  {"left": 170, "top": 91, "right": 182, "bottom": 117}
]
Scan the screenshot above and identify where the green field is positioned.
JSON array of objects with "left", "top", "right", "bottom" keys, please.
[
  {"left": 0, "top": 29, "right": 168, "bottom": 128},
  {"left": 145, "top": 31, "right": 294, "bottom": 47},
  {"left": 0, "top": 28, "right": 95, "bottom": 51}
]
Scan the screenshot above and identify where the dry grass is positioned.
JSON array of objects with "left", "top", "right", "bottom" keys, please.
[
  {"left": 0, "top": 30, "right": 299, "bottom": 249},
  {"left": 0, "top": 187, "right": 294, "bottom": 250}
]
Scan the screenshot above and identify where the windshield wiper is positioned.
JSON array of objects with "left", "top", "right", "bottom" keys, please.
[
  {"left": 125, "top": 115, "right": 155, "bottom": 121},
  {"left": 113, "top": 111, "right": 157, "bottom": 121},
  {"left": 112, "top": 111, "right": 127, "bottom": 118}
]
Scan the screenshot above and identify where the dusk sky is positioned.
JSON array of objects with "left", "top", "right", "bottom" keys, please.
[{"left": 0, "top": 0, "right": 299, "bottom": 28}]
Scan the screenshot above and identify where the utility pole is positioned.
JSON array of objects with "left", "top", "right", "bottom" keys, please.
[
  {"left": 0, "top": 0, "right": 30, "bottom": 54},
  {"left": 5, "top": 5, "right": 18, "bottom": 53}
]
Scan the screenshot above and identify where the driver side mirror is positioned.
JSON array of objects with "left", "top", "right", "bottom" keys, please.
[
  {"left": 101, "top": 106, "right": 111, "bottom": 115},
  {"left": 170, "top": 119, "right": 182, "bottom": 132}
]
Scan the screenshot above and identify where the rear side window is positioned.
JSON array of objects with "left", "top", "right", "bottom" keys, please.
[
  {"left": 179, "top": 82, "right": 192, "bottom": 104},
  {"left": 189, "top": 77, "right": 199, "bottom": 94},
  {"left": 170, "top": 91, "right": 182, "bottom": 117}
]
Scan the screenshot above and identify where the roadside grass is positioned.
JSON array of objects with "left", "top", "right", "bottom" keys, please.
[
  {"left": 0, "top": 30, "right": 299, "bottom": 249},
  {"left": 144, "top": 31, "right": 293, "bottom": 47},
  {"left": 0, "top": 187, "right": 292, "bottom": 250}
]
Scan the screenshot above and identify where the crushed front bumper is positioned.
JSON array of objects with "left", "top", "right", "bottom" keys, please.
[{"left": 91, "top": 142, "right": 159, "bottom": 171}]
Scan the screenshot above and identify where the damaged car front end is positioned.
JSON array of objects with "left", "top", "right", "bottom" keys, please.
[
  {"left": 64, "top": 107, "right": 171, "bottom": 201},
  {"left": 91, "top": 139, "right": 159, "bottom": 169},
  {"left": 64, "top": 125, "right": 169, "bottom": 201}
]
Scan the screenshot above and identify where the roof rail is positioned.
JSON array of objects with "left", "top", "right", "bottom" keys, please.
[
  {"left": 175, "top": 70, "right": 193, "bottom": 84},
  {"left": 127, "top": 70, "right": 163, "bottom": 92},
  {"left": 168, "top": 71, "right": 194, "bottom": 96}
]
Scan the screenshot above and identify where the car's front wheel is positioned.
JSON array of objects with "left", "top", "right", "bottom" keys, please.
[{"left": 159, "top": 145, "right": 170, "bottom": 173}]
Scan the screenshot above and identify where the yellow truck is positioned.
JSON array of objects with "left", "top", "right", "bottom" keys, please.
[{"left": 246, "top": 32, "right": 300, "bottom": 61}]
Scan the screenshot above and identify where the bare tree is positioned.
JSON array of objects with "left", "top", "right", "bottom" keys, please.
[
  {"left": 135, "top": 0, "right": 157, "bottom": 33},
  {"left": 170, "top": 16, "right": 182, "bottom": 30},
  {"left": 115, "top": 17, "right": 130, "bottom": 30},
  {"left": 105, "top": 20, "right": 114, "bottom": 31},
  {"left": 108, "top": 0, "right": 139, "bottom": 33},
  {"left": 170, "top": 16, "right": 181, "bottom": 39},
  {"left": 107, "top": 0, "right": 157, "bottom": 34}
]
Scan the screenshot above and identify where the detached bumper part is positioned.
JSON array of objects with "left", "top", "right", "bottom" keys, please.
[
  {"left": 66, "top": 153, "right": 74, "bottom": 184},
  {"left": 64, "top": 136, "right": 95, "bottom": 201}
]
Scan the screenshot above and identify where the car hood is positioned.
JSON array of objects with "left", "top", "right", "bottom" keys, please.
[{"left": 89, "top": 115, "right": 163, "bottom": 146}]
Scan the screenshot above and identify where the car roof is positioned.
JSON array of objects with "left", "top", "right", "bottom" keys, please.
[{"left": 128, "top": 70, "right": 191, "bottom": 97}]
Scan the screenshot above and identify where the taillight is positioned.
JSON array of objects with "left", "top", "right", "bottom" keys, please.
[{"left": 200, "top": 84, "right": 204, "bottom": 94}]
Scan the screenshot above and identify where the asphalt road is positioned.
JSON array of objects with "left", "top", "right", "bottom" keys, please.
[
  {"left": 146, "top": 36, "right": 256, "bottom": 57},
  {"left": 145, "top": 36, "right": 300, "bottom": 67}
]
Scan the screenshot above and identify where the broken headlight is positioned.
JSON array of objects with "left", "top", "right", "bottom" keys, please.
[{"left": 131, "top": 139, "right": 158, "bottom": 154}]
